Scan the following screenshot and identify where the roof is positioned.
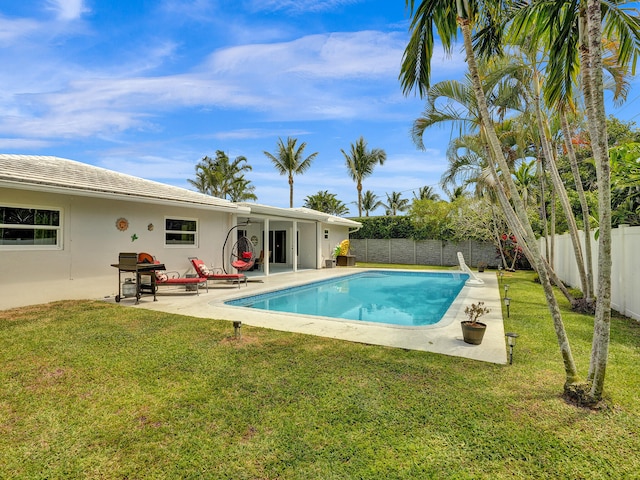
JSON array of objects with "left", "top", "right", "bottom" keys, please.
[
  {"left": 237, "top": 202, "right": 361, "bottom": 228},
  {"left": 0, "top": 154, "right": 361, "bottom": 227},
  {"left": 0, "top": 154, "right": 240, "bottom": 212}
]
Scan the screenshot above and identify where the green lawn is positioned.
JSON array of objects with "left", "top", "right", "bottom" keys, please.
[{"left": 1, "top": 270, "right": 639, "bottom": 479}]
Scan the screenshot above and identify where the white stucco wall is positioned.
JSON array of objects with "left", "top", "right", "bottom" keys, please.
[
  {"left": 319, "top": 224, "right": 353, "bottom": 266},
  {"left": 1, "top": 187, "right": 233, "bottom": 309}
]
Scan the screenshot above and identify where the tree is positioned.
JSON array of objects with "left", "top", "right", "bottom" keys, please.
[
  {"left": 188, "top": 151, "right": 256, "bottom": 201},
  {"left": 413, "top": 186, "right": 441, "bottom": 201},
  {"left": 264, "top": 137, "right": 318, "bottom": 208},
  {"left": 303, "top": 190, "right": 349, "bottom": 216},
  {"left": 511, "top": 0, "right": 640, "bottom": 401},
  {"left": 228, "top": 177, "right": 257, "bottom": 202},
  {"left": 401, "top": 0, "right": 582, "bottom": 393},
  {"left": 512, "top": 160, "right": 538, "bottom": 210},
  {"left": 409, "top": 199, "right": 455, "bottom": 239},
  {"left": 342, "top": 137, "right": 387, "bottom": 217},
  {"left": 609, "top": 142, "right": 640, "bottom": 226},
  {"left": 383, "top": 191, "right": 409, "bottom": 216},
  {"left": 361, "top": 190, "right": 383, "bottom": 217}
]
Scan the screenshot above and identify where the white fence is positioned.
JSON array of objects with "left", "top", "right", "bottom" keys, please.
[{"left": 540, "top": 224, "right": 640, "bottom": 321}]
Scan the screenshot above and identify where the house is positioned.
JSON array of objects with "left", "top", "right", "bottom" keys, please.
[{"left": 0, "top": 154, "right": 360, "bottom": 310}]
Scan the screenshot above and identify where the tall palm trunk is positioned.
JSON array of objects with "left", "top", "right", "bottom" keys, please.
[
  {"left": 457, "top": 15, "right": 578, "bottom": 384},
  {"left": 560, "top": 109, "right": 594, "bottom": 303},
  {"left": 527, "top": 69, "right": 589, "bottom": 304},
  {"left": 537, "top": 155, "right": 550, "bottom": 261},
  {"left": 583, "top": 0, "right": 612, "bottom": 401},
  {"left": 489, "top": 159, "right": 576, "bottom": 304},
  {"left": 288, "top": 174, "right": 294, "bottom": 208},
  {"left": 550, "top": 185, "right": 556, "bottom": 266}
]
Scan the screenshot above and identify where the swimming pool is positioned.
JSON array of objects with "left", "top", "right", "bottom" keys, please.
[{"left": 225, "top": 270, "right": 469, "bottom": 326}]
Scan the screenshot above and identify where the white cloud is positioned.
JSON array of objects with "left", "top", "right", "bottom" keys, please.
[
  {"left": 0, "top": 138, "right": 54, "bottom": 149},
  {"left": 0, "top": 16, "right": 40, "bottom": 44},
  {"left": 47, "top": 0, "right": 89, "bottom": 21},
  {"left": 246, "top": 0, "right": 362, "bottom": 14},
  {"left": 0, "top": 26, "right": 467, "bottom": 141},
  {"left": 209, "top": 31, "right": 404, "bottom": 79}
]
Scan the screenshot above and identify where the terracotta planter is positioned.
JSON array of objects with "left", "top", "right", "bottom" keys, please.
[{"left": 461, "top": 321, "right": 487, "bottom": 345}]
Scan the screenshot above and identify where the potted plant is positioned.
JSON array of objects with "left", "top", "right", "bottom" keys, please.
[
  {"left": 477, "top": 261, "right": 488, "bottom": 272},
  {"left": 461, "top": 301, "right": 490, "bottom": 345}
]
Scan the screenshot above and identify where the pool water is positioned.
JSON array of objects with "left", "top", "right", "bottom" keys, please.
[{"left": 225, "top": 271, "right": 469, "bottom": 326}]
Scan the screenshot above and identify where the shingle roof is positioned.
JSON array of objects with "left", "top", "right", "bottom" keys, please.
[{"left": 0, "top": 154, "right": 239, "bottom": 211}]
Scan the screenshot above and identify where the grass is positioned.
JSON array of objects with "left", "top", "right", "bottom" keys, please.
[{"left": 1, "top": 269, "right": 639, "bottom": 479}]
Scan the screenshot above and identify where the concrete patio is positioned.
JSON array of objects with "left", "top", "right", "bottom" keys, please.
[{"left": 105, "top": 268, "right": 507, "bottom": 364}]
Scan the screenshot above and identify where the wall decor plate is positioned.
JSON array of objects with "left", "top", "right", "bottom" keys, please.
[{"left": 116, "top": 217, "right": 129, "bottom": 231}]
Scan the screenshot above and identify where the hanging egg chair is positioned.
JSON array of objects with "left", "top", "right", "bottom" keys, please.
[{"left": 230, "top": 236, "right": 255, "bottom": 271}]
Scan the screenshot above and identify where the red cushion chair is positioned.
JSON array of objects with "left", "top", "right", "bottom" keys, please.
[
  {"left": 189, "top": 258, "right": 247, "bottom": 288},
  {"left": 154, "top": 271, "right": 207, "bottom": 295}
]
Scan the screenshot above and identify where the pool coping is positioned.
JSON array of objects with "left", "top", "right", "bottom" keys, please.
[{"left": 107, "top": 267, "right": 507, "bottom": 364}]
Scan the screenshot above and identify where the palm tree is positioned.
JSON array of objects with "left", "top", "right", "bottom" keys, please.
[
  {"left": 188, "top": 151, "right": 255, "bottom": 201},
  {"left": 487, "top": 47, "right": 594, "bottom": 305},
  {"left": 512, "top": 160, "right": 538, "bottom": 210},
  {"left": 448, "top": 186, "right": 468, "bottom": 202},
  {"left": 361, "top": 190, "right": 383, "bottom": 217},
  {"left": 303, "top": 190, "right": 349, "bottom": 216},
  {"left": 401, "top": 0, "right": 581, "bottom": 390},
  {"left": 264, "top": 137, "right": 318, "bottom": 208},
  {"left": 413, "top": 186, "right": 441, "bottom": 201},
  {"left": 228, "top": 176, "right": 257, "bottom": 202},
  {"left": 383, "top": 191, "right": 409, "bottom": 216},
  {"left": 511, "top": 0, "right": 640, "bottom": 401},
  {"left": 342, "top": 137, "right": 386, "bottom": 217}
]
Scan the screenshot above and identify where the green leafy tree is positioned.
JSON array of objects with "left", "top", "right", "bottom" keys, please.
[
  {"left": 413, "top": 186, "right": 441, "bottom": 201},
  {"left": 342, "top": 137, "right": 387, "bottom": 217},
  {"left": 408, "top": 199, "right": 455, "bottom": 240},
  {"left": 303, "top": 190, "right": 349, "bottom": 216},
  {"left": 511, "top": 0, "right": 640, "bottom": 401},
  {"left": 610, "top": 142, "right": 640, "bottom": 226},
  {"left": 401, "top": 0, "right": 583, "bottom": 395},
  {"left": 188, "top": 151, "right": 256, "bottom": 201},
  {"left": 264, "top": 137, "right": 318, "bottom": 208},
  {"left": 361, "top": 190, "right": 383, "bottom": 217},
  {"left": 512, "top": 160, "right": 538, "bottom": 210},
  {"left": 383, "top": 191, "right": 409, "bottom": 216}
]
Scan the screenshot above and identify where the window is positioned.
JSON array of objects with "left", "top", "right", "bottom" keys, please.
[
  {"left": 0, "top": 205, "right": 62, "bottom": 249},
  {"left": 165, "top": 217, "right": 198, "bottom": 246}
]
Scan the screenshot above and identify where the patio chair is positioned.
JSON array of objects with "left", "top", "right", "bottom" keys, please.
[
  {"left": 137, "top": 253, "right": 208, "bottom": 295},
  {"left": 254, "top": 250, "right": 270, "bottom": 271},
  {"left": 189, "top": 257, "right": 247, "bottom": 288}
]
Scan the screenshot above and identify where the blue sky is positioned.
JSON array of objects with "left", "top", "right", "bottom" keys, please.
[{"left": 1, "top": 1, "right": 638, "bottom": 213}]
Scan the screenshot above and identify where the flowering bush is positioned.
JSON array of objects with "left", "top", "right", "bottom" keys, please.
[{"left": 498, "top": 233, "right": 530, "bottom": 270}]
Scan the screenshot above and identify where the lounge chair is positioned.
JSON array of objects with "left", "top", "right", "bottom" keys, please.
[
  {"left": 137, "top": 253, "right": 208, "bottom": 295},
  {"left": 153, "top": 270, "right": 208, "bottom": 295},
  {"left": 189, "top": 257, "right": 247, "bottom": 288}
]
